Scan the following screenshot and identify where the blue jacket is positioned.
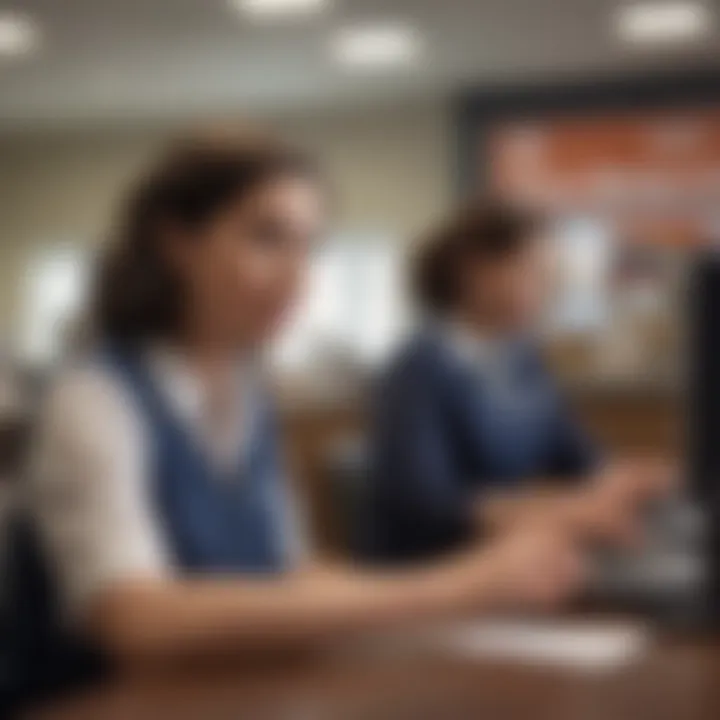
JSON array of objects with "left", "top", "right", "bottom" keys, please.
[{"left": 365, "top": 329, "right": 599, "bottom": 563}]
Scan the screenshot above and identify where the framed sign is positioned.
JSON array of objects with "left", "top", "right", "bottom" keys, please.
[{"left": 455, "top": 70, "right": 720, "bottom": 382}]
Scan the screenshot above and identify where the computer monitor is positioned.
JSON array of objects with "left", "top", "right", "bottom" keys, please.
[
  {"left": 589, "top": 252, "right": 713, "bottom": 626},
  {"left": 687, "top": 250, "right": 720, "bottom": 625}
]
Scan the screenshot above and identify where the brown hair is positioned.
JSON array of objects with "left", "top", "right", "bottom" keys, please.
[
  {"left": 413, "top": 200, "right": 544, "bottom": 313},
  {"left": 93, "top": 134, "right": 319, "bottom": 345}
]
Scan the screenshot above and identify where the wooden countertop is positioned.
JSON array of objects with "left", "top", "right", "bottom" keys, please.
[
  {"left": 276, "top": 378, "right": 680, "bottom": 415},
  {"left": 31, "top": 627, "right": 720, "bottom": 720}
]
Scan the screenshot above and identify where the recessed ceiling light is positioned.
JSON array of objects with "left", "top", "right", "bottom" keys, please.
[
  {"left": 0, "top": 11, "right": 39, "bottom": 57},
  {"left": 231, "top": 0, "right": 329, "bottom": 20},
  {"left": 331, "top": 24, "right": 422, "bottom": 69},
  {"left": 615, "top": 2, "right": 712, "bottom": 43}
]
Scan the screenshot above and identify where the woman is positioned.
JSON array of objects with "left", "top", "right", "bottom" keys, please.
[
  {"left": 366, "top": 202, "right": 671, "bottom": 564},
  {"left": 29, "top": 138, "right": 585, "bottom": 671}
]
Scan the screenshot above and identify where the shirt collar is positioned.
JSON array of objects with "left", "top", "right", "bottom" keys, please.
[
  {"left": 143, "top": 345, "right": 259, "bottom": 467},
  {"left": 145, "top": 347, "right": 200, "bottom": 424},
  {"left": 438, "top": 320, "right": 506, "bottom": 371}
]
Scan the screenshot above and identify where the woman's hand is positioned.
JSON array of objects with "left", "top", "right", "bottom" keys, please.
[
  {"left": 592, "top": 457, "right": 677, "bottom": 508},
  {"left": 562, "top": 457, "right": 678, "bottom": 546},
  {"left": 453, "top": 525, "right": 587, "bottom": 611}
]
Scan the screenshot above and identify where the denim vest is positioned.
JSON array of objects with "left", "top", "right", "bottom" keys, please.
[{"left": 99, "top": 346, "right": 288, "bottom": 574}]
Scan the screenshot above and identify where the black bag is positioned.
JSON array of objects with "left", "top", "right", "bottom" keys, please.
[{"left": 1, "top": 513, "right": 108, "bottom": 714}]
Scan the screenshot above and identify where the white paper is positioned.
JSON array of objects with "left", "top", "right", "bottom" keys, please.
[{"left": 428, "top": 619, "right": 650, "bottom": 672}]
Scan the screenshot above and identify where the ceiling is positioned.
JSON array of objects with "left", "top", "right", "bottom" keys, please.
[{"left": 1, "top": 0, "right": 719, "bottom": 127}]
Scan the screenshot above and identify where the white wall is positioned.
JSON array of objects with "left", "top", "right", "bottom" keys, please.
[{"left": 0, "top": 100, "right": 453, "bottom": 345}]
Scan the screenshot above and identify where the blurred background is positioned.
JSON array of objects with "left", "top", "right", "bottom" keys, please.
[{"left": 1, "top": 0, "right": 719, "bottom": 551}]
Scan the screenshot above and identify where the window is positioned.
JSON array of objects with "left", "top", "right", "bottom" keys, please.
[
  {"left": 549, "top": 217, "right": 612, "bottom": 333},
  {"left": 273, "top": 233, "right": 408, "bottom": 372},
  {"left": 20, "top": 236, "right": 410, "bottom": 372},
  {"left": 20, "top": 247, "right": 90, "bottom": 364}
]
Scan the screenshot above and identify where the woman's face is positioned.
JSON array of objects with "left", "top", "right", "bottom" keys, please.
[
  {"left": 172, "top": 175, "right": 324, "bottom": 349},
  {"left": 460, "top": 235, "right": 556, "bottom": 335}
]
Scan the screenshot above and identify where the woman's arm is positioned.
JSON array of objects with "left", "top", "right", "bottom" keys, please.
[
  {"left": 87, "top": 565, "right": 470, "bottom": 662},
  {"left": 475, "top": 351, "right": 673, "bottom": 544},
  {"left": 87, "top": 526, "right": 584, "bottom": 665},
  {"left": 477, "top": 486, "right": 589, "bottom": 536},
  {"left": 476, "top": 459, "right": 675, "bottom": 546}
]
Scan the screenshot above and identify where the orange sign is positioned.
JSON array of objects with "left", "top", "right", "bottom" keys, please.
[{"left": 490, "top": 110, "right": 720, "bottom": 243}]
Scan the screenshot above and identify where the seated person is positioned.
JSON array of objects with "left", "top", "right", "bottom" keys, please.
[
  {"left": 366, "top": 202, "right": 671, "bottom": 564},
  {"left": 25, "top": 139, "right": 586, "bottom": 680}
]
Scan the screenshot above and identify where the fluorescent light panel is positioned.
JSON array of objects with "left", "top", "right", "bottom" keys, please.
[
  {"left": 332, "top": 24, "right": 422, "bottom": 68},
  {"left": 616, "top": 2, "right": 712, "bottom": 43},
  {"left": 233, "top": 0, "right": 329, "bottom": 18},
  {"left": 0, "top": 12, "right": 39, "bottom": 56}
]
